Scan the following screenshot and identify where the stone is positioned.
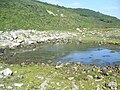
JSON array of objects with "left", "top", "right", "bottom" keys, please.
[
  {"left": 36, "top": 75, "right": 44, "bottom": 80},
  {"left": 40, "top": 78, "right": 50, "bottom": 90},
  {"left": 55, "top": 63, "right": 64, "bottom": 69},
  {"left": 14, "top": 83, "right": 23, "bottom": 87},
  {"left": 0, "top": 84, "right": 4, "bottom": 87},
  {"left": 108, "top": 82, "right": 117, "bottom": 90},
  {"left": 96, "top": 85, "right": 100, "bottom": 90},
  {"left": 0, "top": 30, "right": 78, "bottom": 48},
  {"left": 72, "top": 82, "right": 79, "bottom": 90},
  {"left": 86, "top": 75, "right": 93, "bottom": 80},
  {"left": 7, "top": 86, "right": 13, "bottom": 89},
  {"left": 102, "top": 70, "right": 109, "bottom": 76},
  {"left": 68, "top": 77, "right": 74, "bottom": 81},
  {"left": 0, "top": 68, "right": 13, "bottom": 78}
]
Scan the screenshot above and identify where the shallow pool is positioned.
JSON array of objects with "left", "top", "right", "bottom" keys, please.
[{"left": 1, "top": 42, "right": 120, "bottom": 67}]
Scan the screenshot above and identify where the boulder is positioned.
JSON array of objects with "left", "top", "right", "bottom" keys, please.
[
  {"left": 14, "top": 83, "right": 23, "bottom": 87},
  {"left": 108, "top": 82, "right": 117, "bottom": 90},
  {"left": 0, "top": 68, "right": 13, "bottom": 78},
  {"left": 86, "top": 75, "right": 93, "bottom": 80}
]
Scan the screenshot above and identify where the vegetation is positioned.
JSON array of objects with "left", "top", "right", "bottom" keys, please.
[
  {"left": 0, "top": 62, "right": 120, "bottom": 90},
  {"left": 0, "top": 0, "right": 120, "bottom": 31}
]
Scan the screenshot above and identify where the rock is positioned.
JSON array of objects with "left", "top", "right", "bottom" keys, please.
[
  {"left": 7, "top": 86, "right": 13, "bottom": 89},
  {"left": 14, "top": 83, "right": 23, "bottom": 87},
  {"left": 72, "top": 82, "right": 79, "bottom": 90},
  {"left": 55, "top": 63, "right": 64, "bottom": 69},
  {"left": 0, "top": 68, "right": 13, "bottom": 78},
  {"left": 68, "top": 77, "right": 74, "bottom": 81},
  {"left": 40, "top": 78, "right": 50, "bottom": 90},
  {"left": 108, "top": 82, "right": 117, "bottom": 90},
  {"left": 0, "top": 48, "right": 5, "bottom": 53},
  {"left": 0, "top": 84, "right": 4, "bottom": 87},
  {"left": 9, "top": 42, "right": 20, "bottom": 48},
  {"left": 96, "top": 85, "right": 100, "bottom": 90},
  {"left": 0, "top": 30, "right": 78, "bottom": 48},
  {"left": 86, "top": 75, "right": 93, "bottom": 80},
  {"left": 35, "top": 75, "right": 44, "bottom": 80},
  {"left": 102, "top": 70, "right": 109, "bottom": 76}
]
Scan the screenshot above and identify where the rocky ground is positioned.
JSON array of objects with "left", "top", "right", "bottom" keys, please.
[
  {"left": 0, "top": 30, "right": 80, "bottom": 49},
  {"left": 0, "top": 29, "right": 120, "bottom": 49},
  {"left": 0, "top": 62, "right": 120, "bottom": 90}
]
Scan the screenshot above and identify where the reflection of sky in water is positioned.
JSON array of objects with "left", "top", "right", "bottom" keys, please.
[
  {"left": 3, "top": 43, "right": 120, "bottom": 66},
  {"left": 60, "top": 48, "right": 120, "bottom": 67}
]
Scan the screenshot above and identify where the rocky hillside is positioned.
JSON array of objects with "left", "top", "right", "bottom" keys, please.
[{"left": 0, "top": 0, "right": 120, "bottom": 31}]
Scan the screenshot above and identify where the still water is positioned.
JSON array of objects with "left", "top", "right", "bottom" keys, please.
[{"left": 1, "top": 42, "right": 120, "bottom": 67}]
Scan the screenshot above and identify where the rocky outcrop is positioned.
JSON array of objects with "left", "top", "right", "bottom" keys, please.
[{"left": 0, "top": 30, "right": 79, "bottom": 49}]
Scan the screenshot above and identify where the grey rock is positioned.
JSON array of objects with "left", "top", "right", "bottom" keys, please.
[
  {"left": 40, "top": 78, "right": 51, "bottom": 90},
  {"left": 14, "top": 83, "right": 23, "bottom": 87},
  {"left": 7, "top": 86, "right": 13, "bottom": 89},
  {"left": 108, "top": 82, "right": 117, "bottom": 90},
  {"left": 0, "top": 68, "right": 13, "bottom": 78},
  {"left": 102, "top": 70, "right": 109, "bottom": 76},
  {"left": 68, "top": 77, "right": 74, "bottom": 81},
  {"left": 86, "top": 75, "right": 93, "bottom": 80},
  {"left": 72, "top": 82, "right": 79, "bottom": 90},
  {"left": 0, "top": 84, "right": 4, "bottom": 87}
]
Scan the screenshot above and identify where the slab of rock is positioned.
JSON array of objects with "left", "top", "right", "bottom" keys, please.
[
  {"left": 0, "top": 68, "right": 13, "bottom": 78},
  {"left": 68, "top": 77, "right": 74, "bottom": 81},
  {"left": 14, "top": 83, "right": 23, "bottom": 87}
]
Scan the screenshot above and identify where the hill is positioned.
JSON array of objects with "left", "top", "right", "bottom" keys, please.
[{"left": 0, "top": 0, "right": 120, "bottom": 31}]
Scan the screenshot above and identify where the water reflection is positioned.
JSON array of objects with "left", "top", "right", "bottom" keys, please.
[{"left": 0, "top": 42, "right": 120, "bottom": 67}]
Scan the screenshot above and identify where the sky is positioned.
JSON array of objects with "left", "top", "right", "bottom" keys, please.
[{"left": 38, "top": 0, "right": 120, "bottom": 19}]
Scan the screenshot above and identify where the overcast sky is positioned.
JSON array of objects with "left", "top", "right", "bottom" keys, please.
[{"left": 38, "top": 0, "right": 120, "bottom": 19}]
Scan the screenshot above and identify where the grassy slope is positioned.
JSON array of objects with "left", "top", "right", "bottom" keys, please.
[{"left": 0, "top": 0, "right": 120, "bottom": 31}]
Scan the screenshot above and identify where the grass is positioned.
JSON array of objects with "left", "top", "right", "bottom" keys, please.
[{"left": 0, "top": 62, "right": 120, "bottom": 90}]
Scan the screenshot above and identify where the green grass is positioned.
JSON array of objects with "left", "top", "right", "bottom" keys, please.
[{"left": 0, "top": 0, "right": 120, "bottom": 31}]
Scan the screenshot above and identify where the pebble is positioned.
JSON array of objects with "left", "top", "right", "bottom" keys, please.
[
  {"left": 14, "top": 83, "right": 23, "bottom": 87},
  {"left": 68, "top": 77, "right": 74, "bottom": 81}
]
